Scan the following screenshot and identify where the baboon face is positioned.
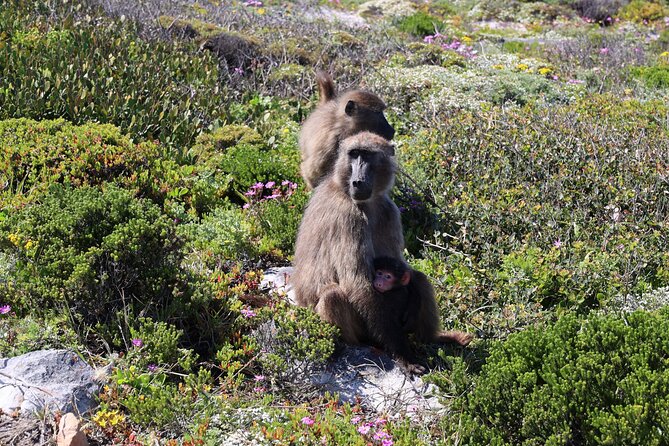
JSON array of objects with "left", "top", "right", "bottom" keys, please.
[
  {"left": 337, "top": 132, "right": 396, "bottom": 203},
  {"left": 341, "top": 94, "right": 395, "bottom": 141}
]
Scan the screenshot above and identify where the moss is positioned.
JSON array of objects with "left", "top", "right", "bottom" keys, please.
[
  {"left": 190, "top": 124, "right": 264, "bottom": 160},
  {"left": 265, "top": 38, "right": 319, "bottom": 65},
  {"left": 268, "top": 64, "right": 308, "bottom": 83},
  {"left": 405, "top": 42, "right": 467, "bottom": 68},
  {"left": 157, "top": 15, "right": 223, "bottom": 39}
]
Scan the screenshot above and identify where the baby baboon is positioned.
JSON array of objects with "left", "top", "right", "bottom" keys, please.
[
  {"left": 292, "top": 132, "right": 471, "bottom": 374},
  {"left": 373, "top": 256, "right": 419, "bottom": 331},
  {"left": 298, "top": 71, "right": 395, "bottom": 190}
]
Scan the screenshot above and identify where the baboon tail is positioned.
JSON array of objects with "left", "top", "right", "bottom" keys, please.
[
  {"left": 315, "top": 70, "right": 335, "bottom": 103},
  {"left": 434, "top": 330, "right": 474, "bottom": 346}
]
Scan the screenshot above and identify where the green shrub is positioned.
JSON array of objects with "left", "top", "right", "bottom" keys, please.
[
  {"left": 455, "top": 310, "right": 669, "bottom": 445},
  {"left": 395, "top": 11, "right": 443, "bottom": 37},
  {"left": 0, "top": 314, "right": 81, "bottom": 357},
  {"left": 253, "top": 302, "right": 340, "bottom": 380},
  {"left": 631, "top": 65, "right": 669, "bottom": 88},
  {"left": 0, "top": 184, "right": 181, "bottom": 330},
  {"left": 0, "top": 3, "right": 223, "bottom": 150}
]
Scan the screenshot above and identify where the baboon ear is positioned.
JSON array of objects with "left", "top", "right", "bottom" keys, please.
[
  {"left": 400, "top": 270, "right": 411, "bottom": 286},
  {"left": 345, "top": 100, "right": 357, "bottom": 116}
]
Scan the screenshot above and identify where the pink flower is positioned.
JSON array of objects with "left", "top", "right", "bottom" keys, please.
[
  {"left": 241, "top": 308, "right": 256, "bottom": 318},
  {"left": 265, "top": 181, "right": 275, "bottom": 188},
  {"left": 281, "top": 180, "right": 291, "bottom": 186},
  {"left": 0, "top": 305, "right": 11, "bottom": 315},
  {"left": 553, "top": 239, "right": 563, "bottom": 249},
  {"left": 254, "top": 375, "right": 265, "bottom": 382},
  {"left": 374, "top": 431, "right": 391, "bottom": 441},
  {"left": 244, "top": 189, "right": 256, "bottom": 196},
  {"left": 301, "top": 416, "right": 315, "bottom": 426},
  {"left": 357, "top": 424, "right": 371, "bottom": 435},
  {"left": 253, "top": 386, "right": 265, "bottom": 392},
  {"left": 423, "top": 35, "right": 434, "bottom": 44},
  {"left": 147, "top": 364, "right": 158, "bottom": 372},
  {"left": 382, "top": 440, "right": 394, "bottom": 446},
  {"left": 242, "top": 203, "right": 251, "bottom": 209},
  {"left": 131, "top": 338, "right": 143, "bottom": 347},
  {"left": 253, "top": 182, "right": 264, "bottom": 190},
  {"left": 234, "top": 66, "right": 244, "bottom": 75},
  {"left": 350, "top": 416, "right": 361, "bottom": 424},
  {"left": 599, "top": 47, "right": 609, "bottom": 55}
]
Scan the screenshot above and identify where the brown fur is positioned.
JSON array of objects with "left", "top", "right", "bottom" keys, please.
[
  {"left": 292, "top": 132, "right": 472, "bottom": 374},
  {"left": 298, "top": 71, "right": 395, "bottom": 190}
]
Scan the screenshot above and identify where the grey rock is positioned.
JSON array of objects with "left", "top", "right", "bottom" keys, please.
[
  {"left": 0, "top": 350, "right": 99, "bottom": 416},
  {"left": 260, "top": 266, "right": 295, "bottom": 304},
  {"left": 313, "top": 346, "right": 443, "bottom": 415}
]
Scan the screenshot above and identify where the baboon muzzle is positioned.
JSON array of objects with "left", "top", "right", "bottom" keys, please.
[{"left": 350, "top": 156, "right": 374, "bottom": 201}]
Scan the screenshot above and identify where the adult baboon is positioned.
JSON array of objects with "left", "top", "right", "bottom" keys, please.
[
  {"left": 298, "top": 71, "right": 395, "bottom": 190},
  {"left": 292, "top": 132, "right": 471, "bottom": 374}
]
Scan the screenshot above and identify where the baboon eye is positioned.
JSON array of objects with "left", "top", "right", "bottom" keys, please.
[{"left": 385, "top": 274, "right": 392, "bottom": 280}]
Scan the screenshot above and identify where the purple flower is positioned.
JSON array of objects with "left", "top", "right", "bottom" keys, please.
[
  {"left": 350, "top": 416, "right": 361, "bottom": 425},
  {"left": 553, "top": 239, "right": 563, "bottom": 249},
  {"left": 599, "top": 47, "right": 609, "bottom": 55},
  {"left": 301, "top": 416, "right": 315, "bottom": 426},
  {"left": 241, "top": 308, "right": 257, "bottom": 318},
  {"left": 253, "top": 386, "right": 265, "bottom": 392},
  {"left": 374, "top": 418, "right": 387, "bottom": 426},
  {"left": 0, "top": 305, "right": 11, "bottom": 315},
  {"left": 254, "top": 374, "right": 265, "bottom": 382},
  {"left": 243, "top": 203, "right": 251, "bottom": 209},
  {"left": 423, "top": 35, "right": 435, "bottom": 44},
  {"left": 244, "top": 189, "right": 256, "bottom": 196},
  {"left": 265, "top": 181, "right": 275, "bottom": 189},
  {"left": 147, "top": 364, "right": 158, "bottom": 372},
  {"left": 267, "top": 193, "right": 281, "bottom": 200},
  {"left": 253, "top": 182, "right": 265, "bottom": 190},
  {"left": 234, "top": 66, "right": 244, "bottom": 75},
  {"left": 382, "top": 440, "right": 394, "bottom": 446},
  {"left": 374, "top": 431, "right": 391, "bottom": 441},
  {"left": 281, "top": 180, "right": 291, "bottom": 186},
  {"left": 131, "top": 338, "right": 143, "bottom": 347}
]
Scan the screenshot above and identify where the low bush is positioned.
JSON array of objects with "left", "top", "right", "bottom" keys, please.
[
  {"left": 0, "top": 184, "right": 181, "bottom": 335},
  {"left": 455, "top": 310, "right": 669, "bottom": 445},
  {"left": 0, "top": 118, "right": 158, "bottom": 205}
]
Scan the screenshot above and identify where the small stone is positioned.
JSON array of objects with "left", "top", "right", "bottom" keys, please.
[{"left": 57, "top": 413, "right": 88, "bottom": 446}]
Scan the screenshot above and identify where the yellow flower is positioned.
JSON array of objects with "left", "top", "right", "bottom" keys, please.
[
  {"left": 7, "top": 233, "right": 20, "bottom": 247},
  {"left": 256, "top": 7, "right": 265, "bottom": 14},
  {"left": 24, "top": 240, "right": 34, "bottom": 250},
  {"left": 516, "top": 63, "right": 529, "bottom": 71},
  {"left": 538, "top": 67, "right": 552, "bottom": 76},
  {"left": 462, "top": 36, "right": 473, "bottom": 44},
  {"left": 660, "top": 51, "right": 669, "bottom": 58},
  {"left": 492, "top": 64, "right": 504, "bottom": 70}
]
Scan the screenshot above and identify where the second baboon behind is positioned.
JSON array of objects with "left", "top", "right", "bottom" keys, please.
[
  {"left": 292, "top": 132, "right": 472, "bottom": 374},
  {"left": 298, "top": 71, "right": 395, "bottom": 190}
]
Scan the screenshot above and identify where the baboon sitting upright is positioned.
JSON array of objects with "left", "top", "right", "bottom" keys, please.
[
  {"left": 292, "top": 132, "right": 471, "bottom": 374},
  {"left": 298, "top": 72, "right": 395, "bottom": 190}
]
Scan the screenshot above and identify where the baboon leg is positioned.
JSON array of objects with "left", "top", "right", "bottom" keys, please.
[{"left": 315, "top": 284, "right": 365, "bottom": 344}]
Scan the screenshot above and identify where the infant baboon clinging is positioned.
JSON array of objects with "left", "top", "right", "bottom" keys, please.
[
  {"left": 292, "top": 132, "right": 472, "bottom": 374},
  {"left": 373, "top": 256, "right": 420, "bottom": 332},
  {"left": 298, "top": 71, "right": 395, "bottom": 190}
]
